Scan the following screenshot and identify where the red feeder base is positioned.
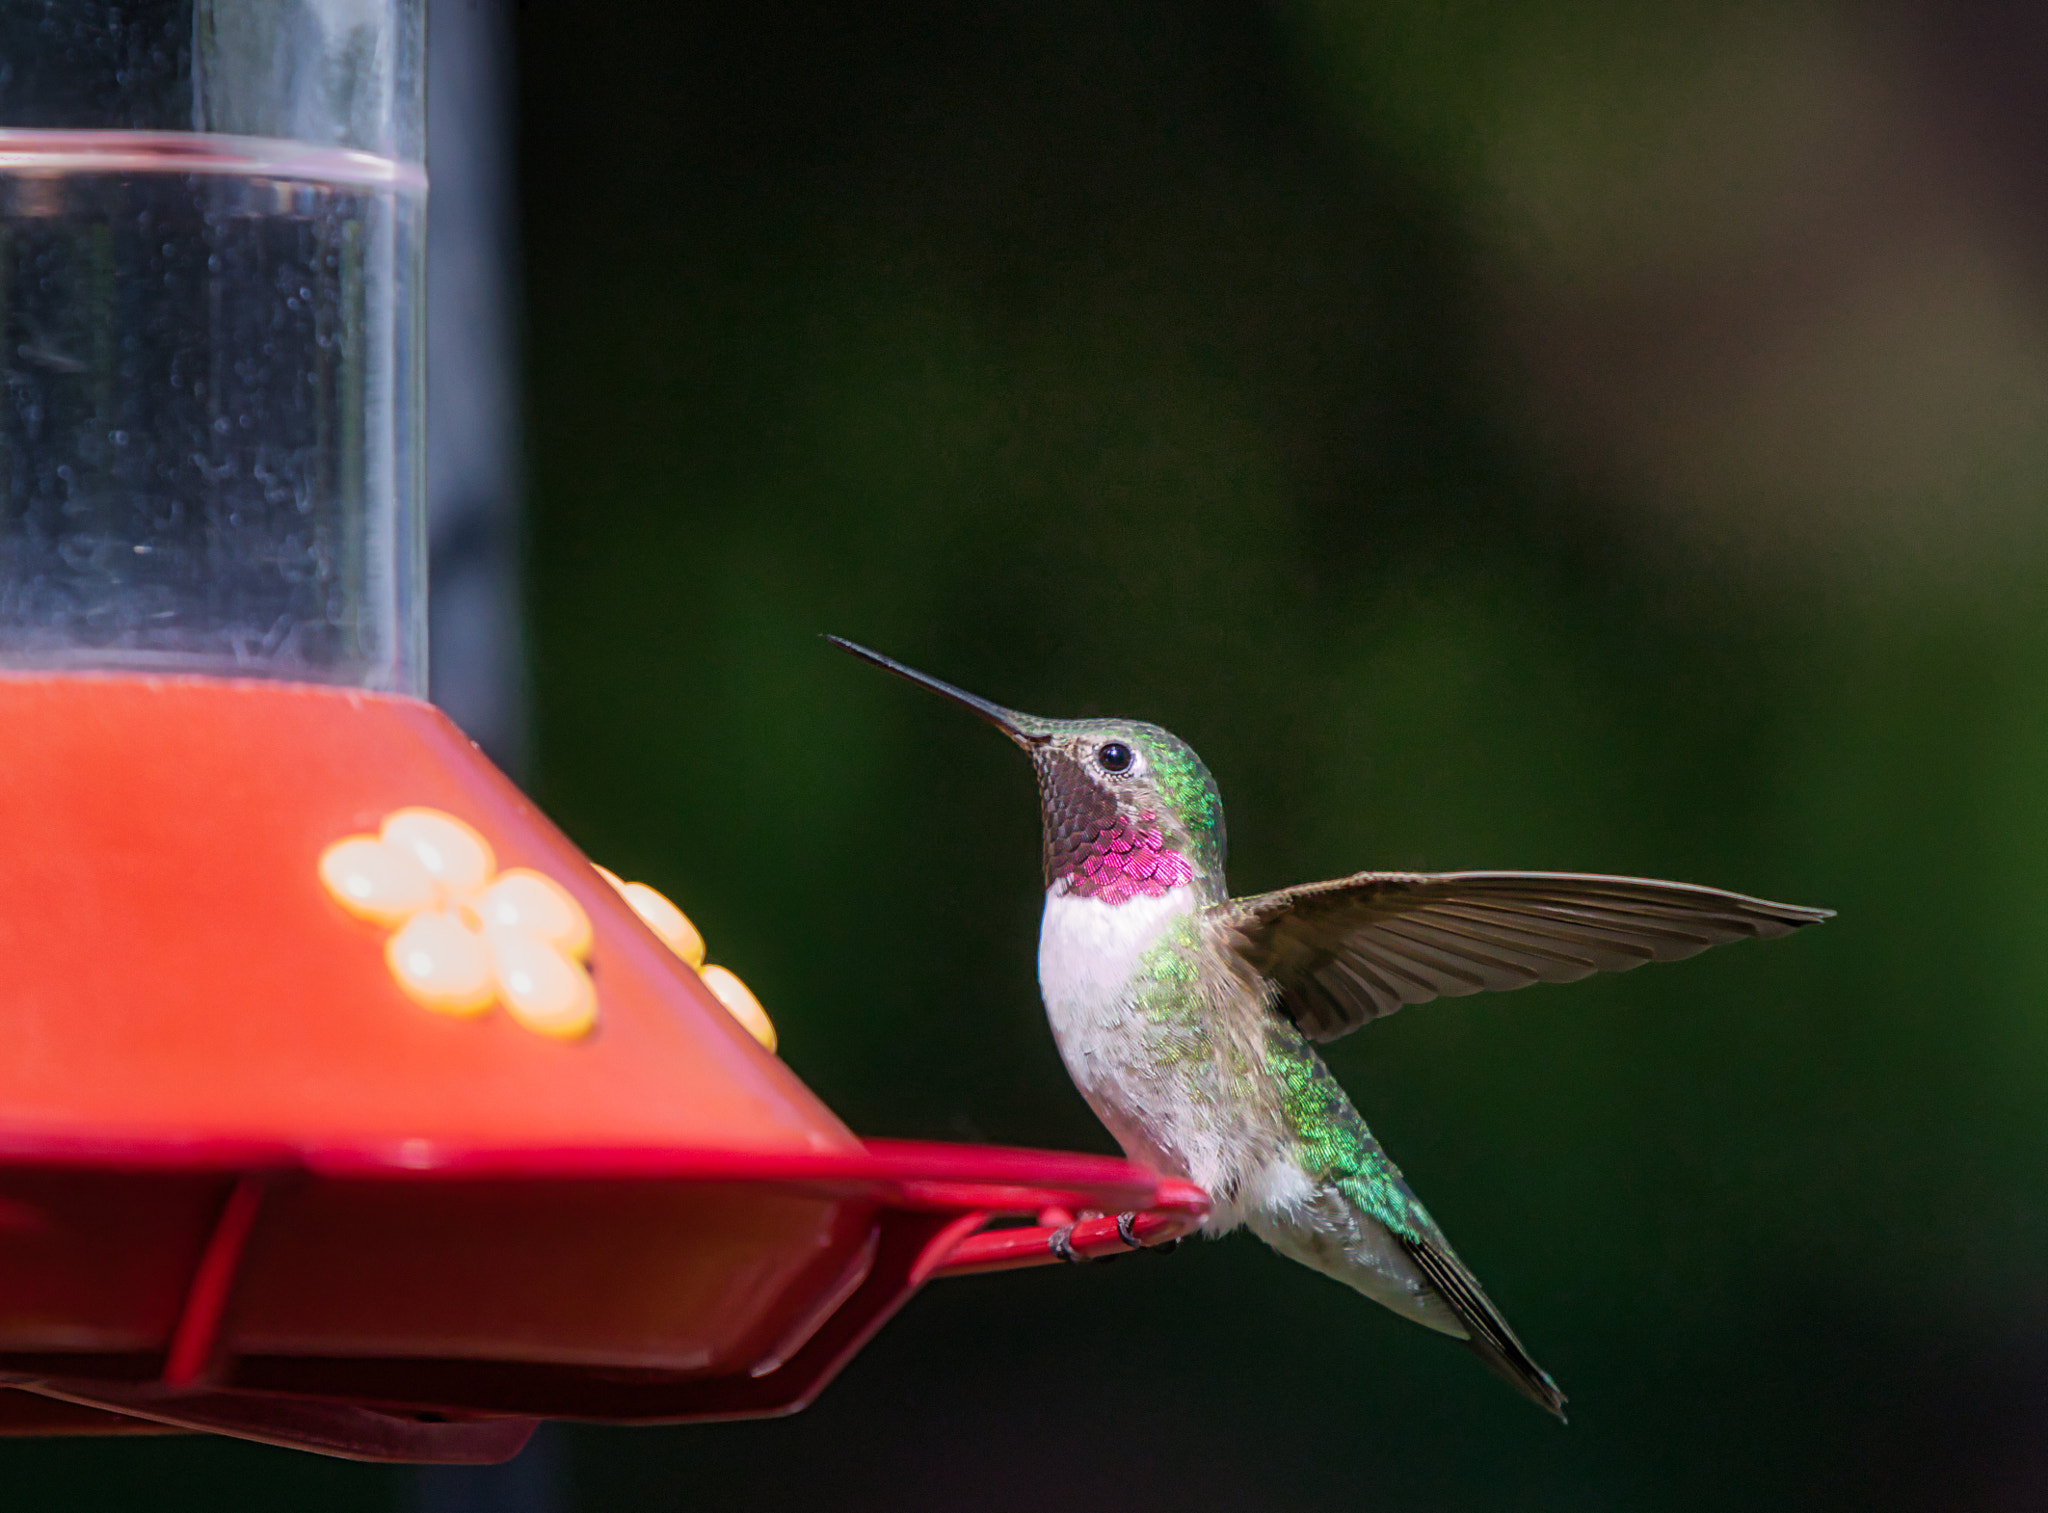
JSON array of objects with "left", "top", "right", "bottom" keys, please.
[{"left": 0, "top": 677, "right": 1209, "bottom": 1461}]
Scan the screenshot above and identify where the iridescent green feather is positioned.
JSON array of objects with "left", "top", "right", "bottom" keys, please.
[
  {"left": 1130, "top": 725, "right": 1226, "bottom": 873},
  {"left": 1266, "top": 1028, "right": 1429, "bottom": 1242},
  {"left": 1128, "top": 917, "right": 1211, "bottom": 1067}
]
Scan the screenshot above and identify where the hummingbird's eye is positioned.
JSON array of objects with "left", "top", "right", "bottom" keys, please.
[{"left": 1097, "top": 741, "right": 1133, "bottom": 773}]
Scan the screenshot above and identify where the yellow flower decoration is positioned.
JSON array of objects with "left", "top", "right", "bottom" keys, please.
[
  {"left": 596, "top": 867, "right": 777, "bottom": 1053},
  {"left": 320, "top": 809, "right": 597, "bottom": 1040}
]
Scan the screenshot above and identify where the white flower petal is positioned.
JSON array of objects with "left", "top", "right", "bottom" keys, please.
[
  {"left": 625, "top": 884, "right": 706, "bottom": 969},
  {"left": 597, "top": 869, "right": 706, "bottom": 969},
  {"left": 381, "top": 808, "right": 495, "bottom": 895},
  {"left": 319, "top": 835, "right": 438, "bottom": 924},
  {"left": 489, "top": 930, "right": 597, "bottom": 1039},
  {"left": 701, "top": 965, "right": 776, "bottom": 1053},
  {"left": 386, "top": 912, "right": 495, "bottom": 1014},
  {"left": 479, "top": 869, "right": 592, "bottom": 958}
]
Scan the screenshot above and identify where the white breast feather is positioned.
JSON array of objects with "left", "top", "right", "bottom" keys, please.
[
  {"left": 1034, "top": 884, "right": 1198, "bottom": 1162},
  {"left": 1037, "top": 884, "right": 1194, "bottom": 1018}
]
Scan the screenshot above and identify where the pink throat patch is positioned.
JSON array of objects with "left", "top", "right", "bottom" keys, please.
[{"left": 1062, "top": 812, "right": 1196, "bottom": 904}]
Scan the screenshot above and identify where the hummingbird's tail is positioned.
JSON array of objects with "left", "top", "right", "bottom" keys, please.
[
  {"left": 1252, "top": 1020, "right": 1566, "bottom": 1416},
  {"left": 1248, "top": 1173, "right": 1568, "bottom": 1421},
  {"left": 1393, "top": 1227, "right": 1568, "bottom": 1421}
]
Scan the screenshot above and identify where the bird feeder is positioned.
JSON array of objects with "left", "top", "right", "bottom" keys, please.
[{"left": 0, "top": 2, "right": 1205, "bottom": 1462}]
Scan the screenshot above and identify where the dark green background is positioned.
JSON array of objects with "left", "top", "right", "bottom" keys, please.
[{"left": 15, "top": 1, "right": 2048, "bottom": 1507}]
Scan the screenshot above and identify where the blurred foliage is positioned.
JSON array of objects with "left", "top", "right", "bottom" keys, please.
[
  {"left": 13, "top": 0, "right": 2048, "bottom": 1508},
  {"left": 513, "top": 2, "right": 2048, "bottom": 1509}
]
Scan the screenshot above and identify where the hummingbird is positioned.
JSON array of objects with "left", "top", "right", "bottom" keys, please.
[{"left": 830, "top": 637, "right": 1829, "bottom": 1419}]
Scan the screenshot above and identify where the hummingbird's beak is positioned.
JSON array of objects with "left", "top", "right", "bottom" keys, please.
[{"left": 826, "top": 636, "right": 1050, "bottom": 750}]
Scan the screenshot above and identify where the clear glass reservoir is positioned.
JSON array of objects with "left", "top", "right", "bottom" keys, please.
[{"left": 0, "top": 2, "right": 425, "bottom": 692}]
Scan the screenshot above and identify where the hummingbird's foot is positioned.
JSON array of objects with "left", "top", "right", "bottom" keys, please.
[
  {"left": 1047, "top": 1225, "right": 1082, "bottom": 1263},
  {"left": 1114, "top": 1210, "right": 1180, "bottom": 1254}
]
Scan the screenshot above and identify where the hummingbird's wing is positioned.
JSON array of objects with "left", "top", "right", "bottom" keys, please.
[{"left": 1219, "top": 871, "right": 1830, "bottom": 1042}]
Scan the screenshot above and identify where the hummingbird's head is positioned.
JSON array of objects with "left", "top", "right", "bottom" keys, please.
[{"left": 829, "top": 638, "right": 1227, "bottom": 904}]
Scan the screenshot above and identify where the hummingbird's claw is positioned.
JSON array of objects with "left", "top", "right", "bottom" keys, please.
[
  {"left": 1047, "top": 1225, "right": 1081, "bottom": 1263},
  {"left": 1113, "top": 1210, "right": 1180, "bottom": 1253}
]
